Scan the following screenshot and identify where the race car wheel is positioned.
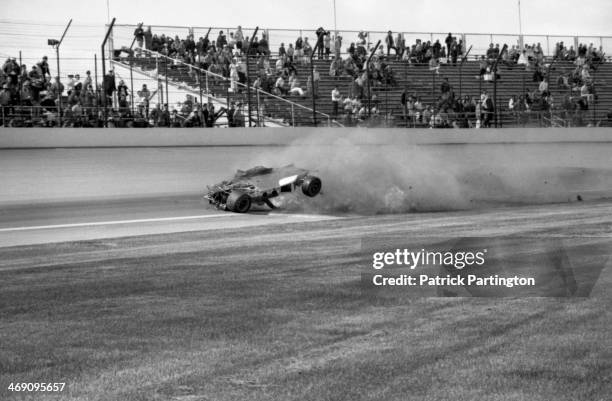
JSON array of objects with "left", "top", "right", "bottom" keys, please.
[
  {"left": 301, "top": 176, "right": 322, "bottom": 197},
  {"left": 226, "top": 191, "right": 252, "bottom": 213}
]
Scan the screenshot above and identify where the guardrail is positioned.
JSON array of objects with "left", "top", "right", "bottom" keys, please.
[{"left": 111, "top": 24, "right": 612, "bottom": 59}]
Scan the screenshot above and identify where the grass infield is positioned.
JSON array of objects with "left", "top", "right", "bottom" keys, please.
[{"left": 1, "top": 203, "right": 611, "bottom": 400}]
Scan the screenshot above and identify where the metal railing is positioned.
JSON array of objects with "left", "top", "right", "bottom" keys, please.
[
  {"left": 111, "top": 23, "right": 612, "bottom": 59},
  {"left": 112, "top": 47, "right": 339, "bottom": 127},
  {"left": 0, "top": 104, "right": 230, "bottom": 128},
  {"left": 3, "top": 104, "right": 608, "bottom": 128}
]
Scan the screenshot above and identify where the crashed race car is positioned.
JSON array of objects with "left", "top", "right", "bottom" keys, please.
[{"left": 204, "top": 165, "right": 322, "bottom": 213}]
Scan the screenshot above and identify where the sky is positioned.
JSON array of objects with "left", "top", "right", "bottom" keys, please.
[{"left": 1, "top": 0, "right": 611, "bottom": 76}]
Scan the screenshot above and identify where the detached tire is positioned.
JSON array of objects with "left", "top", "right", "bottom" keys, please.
[
  {"left": 226, "top": 191, "right": 252, "bottom": 213},
  {"left": 301, "top": 176, "right": 322, "bottom": 197}
]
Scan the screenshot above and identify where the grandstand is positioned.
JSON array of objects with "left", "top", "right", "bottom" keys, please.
[
  {"left": 108, "top": 24, "right": 612, "bottom": 128},
  {"left": 2, "top": 21, "right": 612, "bottom": 128}
]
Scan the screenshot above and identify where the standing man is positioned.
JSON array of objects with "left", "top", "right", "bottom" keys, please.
[
  {"left": 0, "top": 83, "right": 12, "bottom": 126},
  {"left": 134, "top": 24, "right": 144, "bottom": 44},
  {"left": 324, "top": 32, "right": 331, "bottom": 60},
  {"left": 385, "top": 31, "right": 395, "bottom": 58},
  {"left": 445, "top": 33, "right": 453, "bottom": 60},
  {"left": 137, "top": 84, "right": 156, "bottom": 118},
  {"left": 315, "top": 27, "right": 326, "bottom": 59},
  {"left": 331, "top": 85, "right": 341, "bottom": 118},
  {"left": 134, "top": 24, "right": 144, "bottom": 56},
  {"left": 103, "top": 69, "right": 116, "bottom": 109},
  {"left": 144, "top": 26, "right": 153, "bottom": 50}
]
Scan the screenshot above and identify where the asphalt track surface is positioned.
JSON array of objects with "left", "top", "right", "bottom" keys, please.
[
  {"left": 0, "top": 196, "right": 340, "bottom": 247},
  {"left": 1, "top": 196, "right": 611, "bottom": 272}
]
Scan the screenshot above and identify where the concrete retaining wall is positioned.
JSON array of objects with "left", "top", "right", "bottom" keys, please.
[
  {"left": 1, "top": 127, "right": 612, "bottom": 148},
  {"left": 1, "top": 128, "right": 611, "bottom": 206}
]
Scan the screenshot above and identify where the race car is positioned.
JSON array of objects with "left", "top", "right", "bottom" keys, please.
[{"left": 204, "top": 165, "right": 322, "bottom": 213}]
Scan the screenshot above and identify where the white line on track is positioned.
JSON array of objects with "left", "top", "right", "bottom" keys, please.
[{"left": 0, "top": 214, "right": 239, "bottom": 232}]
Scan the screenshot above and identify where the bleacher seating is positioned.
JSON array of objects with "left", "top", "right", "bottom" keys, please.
[{"left": 116, "top": 53, "right": 612, "bottom": 128}]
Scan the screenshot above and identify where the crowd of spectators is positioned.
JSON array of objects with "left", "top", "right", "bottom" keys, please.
[
  {"left": 0, "top": 55, "right": 107, "bottom": 127},
  {"left": 126, "top": 25, "right": 609, "bottom": 127},
  {"left": 0, "top": 51, "right": 240, "bottom": 128},
  {"left": 3, "top": 24, "right": 608, "bottom": 128}
]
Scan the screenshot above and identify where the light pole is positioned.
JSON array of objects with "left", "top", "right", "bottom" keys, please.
[
  {"left": 518, "top": 0, "right": 524, "bottom": 49},
  {"left": 48, "top": 19, "right": 72, "bottom": 126},
  {"left": 333, "top": 0, "right": 337, "bottom": 35}
]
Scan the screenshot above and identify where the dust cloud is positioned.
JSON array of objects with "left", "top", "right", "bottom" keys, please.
[{"left": 235, "top": 131, "right": 597, "bottom": 214}]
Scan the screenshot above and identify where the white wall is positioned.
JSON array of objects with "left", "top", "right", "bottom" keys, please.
[{"left": 1, "top": 127, "right": 612, "bottom": 148}]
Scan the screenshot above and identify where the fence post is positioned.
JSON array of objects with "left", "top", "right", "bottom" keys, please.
[
  {"left": 459, "top": 63, "right": 462, "bottom": 99},
  {"left": 256, "top": 89, "right": 261, "bottom": 127},
  {"left": 129, "top": 57, "right": 134, "bottom": 115},
  {"left": 310, "top": 41, "right": 319, "bottom": 126},
  {"left": 245, "top": 26, "right": 260, "bottom": 128},
  {"left": 94, "top": 53, "right": 99, "bottom": 125},
  {"left": 291, "top": 103, "right": 295, "bottom": 126},
  {"left": 164, "top": 58, "right": 169, "bottom": 110}
]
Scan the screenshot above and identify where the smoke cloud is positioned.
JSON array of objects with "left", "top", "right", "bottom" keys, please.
[{"left": 231, "top": 130, "right": 606, "bottom": 215}]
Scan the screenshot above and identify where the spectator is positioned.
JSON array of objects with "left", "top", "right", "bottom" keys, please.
[
  {"left": 2, "top": 58, "right": 20, "bottom": 87},
  {"left": 169, "top": 109, "right": 181, "bottom": 127},
  {"left": 295, "top": 36, "right": 304, "bottom": 61},
  {"left": 275, "top": 74, "right": 287, "bottom": 96},
  {"left": 229, "top": 59, "right": 239, "bottom": 92},
  {"left": 137, "top": 84, "right": 155, "bottom": 118},
  {"left": 28, "top": 65, "right": 44, "bottom": 103},
  {"left": 482, "top": 92, "right": 494, "bottom": 127},
  {"left": 103, "top": 69, "right": 116, "bottom": 108},
  {"left": 73, "top": 74, "right": 82, "bottom": 93},
  {"left": 328, "top": 57, "right": 340, "bottom": 77},
  {"left": 303, "top": 37, "right": 312, "bottom": 62},
  {"left": 117, "top": 79, "right": 129, "bottom": 115},
  {"left": 445, "top": 33, "right": 453, "bottom": 59},
  {"left": 395, "top": 33, "right": 405, "bottom": 60},
  {"left": 286, "top": 43, "right": 295, "bottom": 62},
  {"left": 333, "top": 34, "right": 342, "bottom": 59},
  {"left": 83, "top": 70, "right": 92, "bottom": 89},
  {"left": 331, "top": 85, "right": 341, "bottom": 117},
  {"left": 235, "top": 26, "right": 244, "bottom": 53},
  {"left": 157, "top": 104, "right": 170, "bottom": 127},
  {"left": 134, "top": 24, "right": 145, "bottom": 50},
  {"left": 216, "top": 31, "right": 227, "bottom": 50},
  {"left": 385, "top": 30, "right": 395, "bottom": 57},
  {"left": 258, "top": 32, "right": 270, "bottom": 56},
  {"left": 508, "top": 95, "right": 516, "bottom": 116},
  {"left": 432, "top": 39, "right": 442, "bottom": 59},
  {"left": 278, "top": 43, "right": 286, "bottom": 58},
  {"left": 289, "top": 73, "right": 305, "bottom": 96},
  {"left": 538, "top": 78, "right": 549, "bottom": 96},
  {"left": 0, "top": 83, "right": 11, "bottom": 126},
  {"left": 315, "top": 27, "right": 327, "bottom": 59},
  {"left": 324, "top": 32, "right": 331, "bottom": 60},
  {"left": 144, "top": 26, "right": 153, "bottom": 50},
  {"left": 307, "top": 66, "right": 320, "bottom": 98},
  {"left": 48, "top": 76, "right": 64, "bottom": 103},
  {"left": 429, "top": 57, "right": 440, "bottom": 74},
  {"left": 37, "top": 56, "right": 51, "bottom": 82}
]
